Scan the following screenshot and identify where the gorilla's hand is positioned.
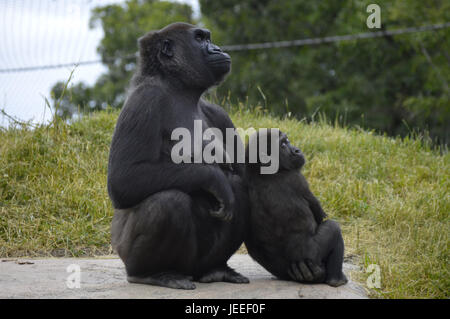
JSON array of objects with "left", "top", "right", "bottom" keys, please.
[
  {"left": 203, "top": 165, "right": 235, "bottom": 221},
  {"left": 287, "top": 259, "right": 326, "bottom": 283},
  {"left": 208, "top": 188, "right": 235, "bottom": 221},
  {"left": 208, "top": 178, "right": 234, "bottom": 221},
  {"left": 209, "top": 196, "right": 227, "bottom": 220}
]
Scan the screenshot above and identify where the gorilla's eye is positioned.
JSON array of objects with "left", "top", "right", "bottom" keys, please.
[{"left": 195, "top": 32, "right": 205, "bottom": 42}]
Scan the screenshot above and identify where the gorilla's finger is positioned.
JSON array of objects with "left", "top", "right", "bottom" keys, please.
[
  {"left": 305, "top": 259, "right": 325, "bottom": 280},
  {"left": 222, "top": 210, "right": 233, "bottom": 221},
  {"left": 298, "top": 261, "right": 314, "bottom": 282},
  {"left": 207, "top": 192, "right": 233, "bottom": 221},
  {"left": 209, "top": 200, "right": 224, "bottom": 217},
  {"left": 209, "top": 206, "right": 233, "bottom": 221},
  {"left": 290, "top": 262, "right": 304, "bottom": 281},
  {"left": 209, "top": 205, "right": 223, "bottom": 217},
  {"left": 287, "top": 268, "right": 296, "bottom": 281}
]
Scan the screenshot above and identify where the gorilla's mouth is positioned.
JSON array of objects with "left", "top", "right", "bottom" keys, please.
[
  {"left": 207, "top": 51, "right": 231, "bottom": 65},
  {"left": 209, "top": 58, "right": 231, "bottom": 77},
  {"left": 209, "top": 57, "right": 231, "bottom": 66},
  {"left": 291, "top": 153, "right": 305, "bottom": 167}
]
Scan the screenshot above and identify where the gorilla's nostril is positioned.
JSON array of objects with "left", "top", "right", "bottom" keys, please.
[{"left": 208, "top": 43, "right": 223, "bottom": 54}]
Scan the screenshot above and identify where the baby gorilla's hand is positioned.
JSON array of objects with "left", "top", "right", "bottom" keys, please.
[{"left": 287, "top": 259, "right": 326, "bottom": 283}]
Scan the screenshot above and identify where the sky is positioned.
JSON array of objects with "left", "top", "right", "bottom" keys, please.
[{"left": 0, "top": 0, "right": 200, "bottom": 127}]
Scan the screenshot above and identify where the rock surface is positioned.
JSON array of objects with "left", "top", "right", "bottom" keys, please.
[{"left": 0, "top": 254, "right": 367, "bottom": 299}]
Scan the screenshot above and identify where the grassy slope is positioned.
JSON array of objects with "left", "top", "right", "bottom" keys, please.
[{"left": 0, "top": 109, "right": 448, "bottom": 298}]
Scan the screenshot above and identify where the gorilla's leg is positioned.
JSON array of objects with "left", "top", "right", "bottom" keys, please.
[
  {"left": 111, "top": 190, "right": 198, "bottom": 289},
  {"left": 286, "top": 220, "right": 346, "bottom": 286},
  {"left": 193, "top": 173, "right": 250, "bottom": 284},
  {"left": 312, "top": 220, "right": 347, "bottom": 287}
]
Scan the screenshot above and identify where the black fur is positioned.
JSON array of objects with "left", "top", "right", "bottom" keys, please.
[
  {"left": 245, "top": 129, "right": 348, "bottom": 287},
  {"left": 108, "top": 23, "right": 249, "bottom": 289}
]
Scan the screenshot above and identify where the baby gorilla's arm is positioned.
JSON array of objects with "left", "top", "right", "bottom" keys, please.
[{"left": 304, "top": 191, "right": 328, "bottom": 224}]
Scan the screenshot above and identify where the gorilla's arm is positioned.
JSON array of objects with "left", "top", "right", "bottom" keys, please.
[
  {"left": 294, "top": 174, "right": 327, "bottom": 225},
  {"left": 109, "top": 161, "right": 235, "bottom": 211},
  {"left": 200, "top": 100, "right": 245, "bottom": 177},
  {"left": 304, "top": 190, "right": 327, "bottom": 224},
  {"left": 108, "top": 87, "right": 234, "bottom": 214}
]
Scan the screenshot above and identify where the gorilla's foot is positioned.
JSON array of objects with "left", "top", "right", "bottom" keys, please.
[
  {"left": 326, "top": 273, "right": 348, "bottom": 287},
  {"left": 287, "top": 260, "right": 326, "bottom": 283},
  {"left": 127, "top": 272, "right": 196, "bottom": 290},
  {"left": 197, "top": 266, "right": 249, "bottom": 284}
]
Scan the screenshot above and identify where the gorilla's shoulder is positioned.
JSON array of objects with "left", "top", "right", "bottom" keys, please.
[
  {"left": 124, "top": 79, "right": 169, "bottom": 111},
  {"left": 129, "top": 77, "right": 167, "bottom": 97}
]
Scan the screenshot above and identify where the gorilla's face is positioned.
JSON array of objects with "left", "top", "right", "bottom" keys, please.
[
  {"left": 139, "top": 23, "right": 231, "bottom": 89},
  {"left": 246, "top": 129, "right": 305, "bottom": 174},
  {"left": 192, "top": 28, "right": 231, "bottom": 81},
  {"left": 278, "top": 132, "right": 305, "bottom": 171}
]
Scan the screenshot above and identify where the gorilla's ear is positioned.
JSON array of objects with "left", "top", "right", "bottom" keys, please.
[
  {"left": 137, "top": 32, "right": 173, "bottom": 60},
  {"left": 161, "top": 39, "right": 174, "bottom": 57},
  {"left": 137, "top": 31, "right": 164, "bottom": 75}
]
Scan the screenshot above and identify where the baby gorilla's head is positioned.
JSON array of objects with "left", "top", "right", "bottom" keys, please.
[
  {"left": 278, "top": 131, "right": 305, "bottom": 171},
  {"left": 246, "top": 129, "right": 305, "bottom": 174}
]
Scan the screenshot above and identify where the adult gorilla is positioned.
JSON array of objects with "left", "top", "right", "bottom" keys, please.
[{"left": 108, "top": 22, "right": 249, "bottom": 289}]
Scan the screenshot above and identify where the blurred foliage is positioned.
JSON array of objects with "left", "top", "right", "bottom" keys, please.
[
  {"left": 201, "top": 0, "right": 450, "bottom": 144},
  {"left": 52, "top": 0, "right": 449, "bottom": 143}
]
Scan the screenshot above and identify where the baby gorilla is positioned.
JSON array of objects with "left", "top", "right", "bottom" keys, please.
[{"left": 244, "top": 129, "right": 348, "bottom": 287}]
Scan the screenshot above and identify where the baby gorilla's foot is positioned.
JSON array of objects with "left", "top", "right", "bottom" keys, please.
[
  {"left": 197, "top": 266, "right": 250, "bottom": 284},
  {"left": 326, "top": 273, "right": 348, "bottom": 287},
  {"left": 127, "top": 272, "right": 196, "bottom": 290},
  {"left": 288, "top": 259, "right": 326, "bottom": 283}
]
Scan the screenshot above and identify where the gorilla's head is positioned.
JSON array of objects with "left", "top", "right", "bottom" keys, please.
[
  {"left": 277, "top": 131, "right": 305, "bottom": 171},
  {"left": 246, "top": 129, "right": 305, "bottom": 174},
  {"left": 138, "top": 22, "right": 231, "bottom": 90}
]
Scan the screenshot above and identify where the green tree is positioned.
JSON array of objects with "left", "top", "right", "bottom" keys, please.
[
  {"left": 51, "top": 0, "right": 194, "bottom": 117},
  {"left": 53, "top": 0, "right": 449, "bottom": 143},
  {"left": 200, "top": 0, "right": 449, "bottom": 143}
]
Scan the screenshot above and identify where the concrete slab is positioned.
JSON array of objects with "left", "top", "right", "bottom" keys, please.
[{"left": 0, "top": 254, "right": 367, "bottom": 299}]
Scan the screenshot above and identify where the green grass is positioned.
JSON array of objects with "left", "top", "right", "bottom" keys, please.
[{"left": 0, "top": 108, "right": 448, "bottom": 298}]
